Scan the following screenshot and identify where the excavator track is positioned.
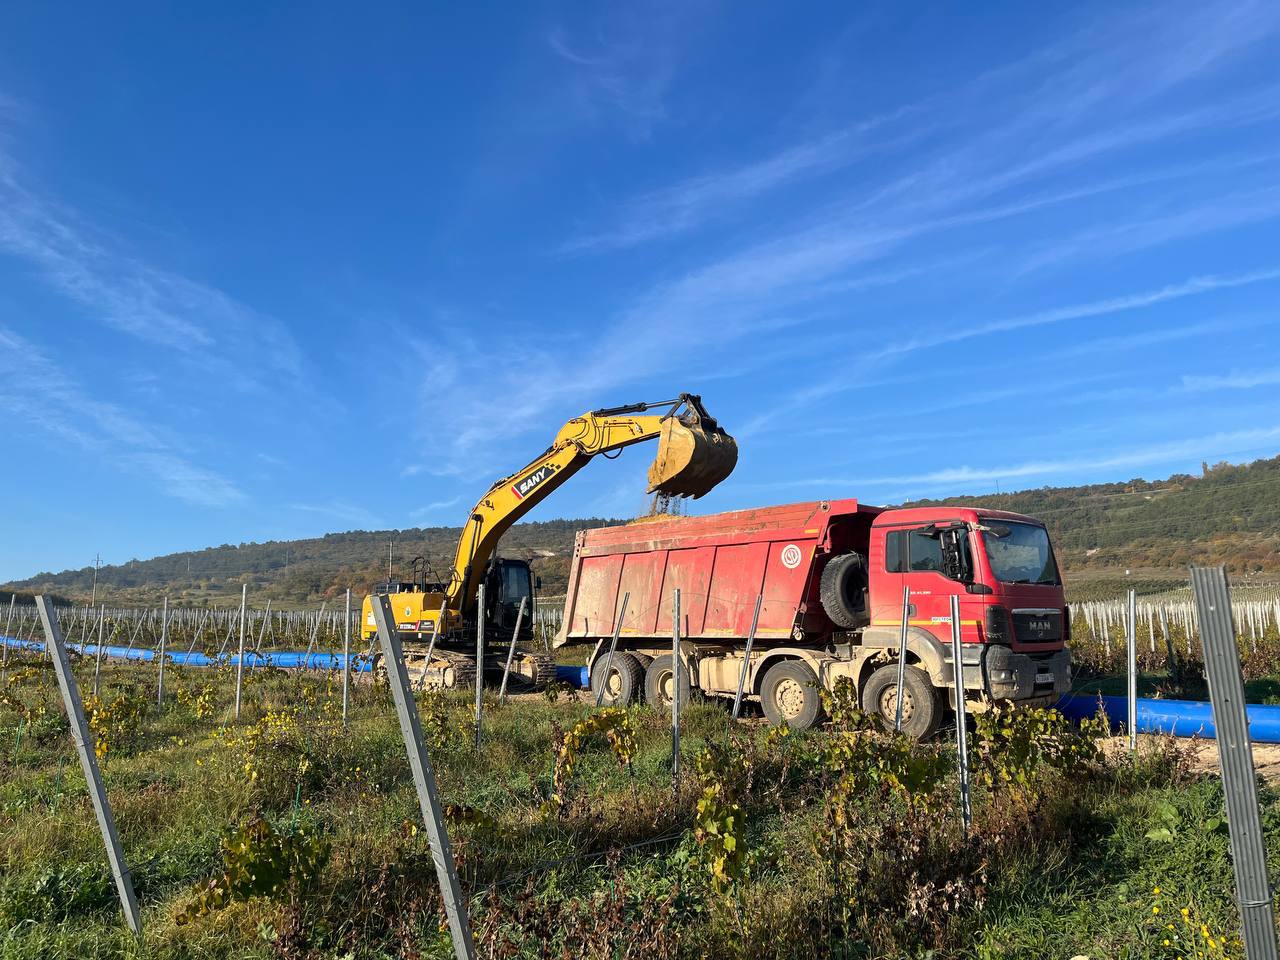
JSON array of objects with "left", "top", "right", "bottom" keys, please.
[
  {"left": 391, "top": 648, "right": 556, "bottom": 693},
  {"left": 402, "top": 649, "right": 477, "bottom": 692}
]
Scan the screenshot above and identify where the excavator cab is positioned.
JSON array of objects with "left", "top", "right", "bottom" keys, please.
[{"left": 484, "top": 557, "right": 536, "bottom": 644}]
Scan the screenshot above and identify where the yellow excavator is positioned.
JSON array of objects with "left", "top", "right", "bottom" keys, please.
[{"left": 361, "top": 394, "right": 737, "bottom": 689}]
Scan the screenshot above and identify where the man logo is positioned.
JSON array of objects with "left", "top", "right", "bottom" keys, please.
[{"left": 780, "top": 544, "right": 803, "bottom": 569}]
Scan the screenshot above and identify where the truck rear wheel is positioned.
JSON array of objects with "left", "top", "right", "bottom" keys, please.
[
  {"left": 644, "top": 654, "right": 690, "bottom": 710},
  {"left": 861, "top": 663, "right": 941, "bottom": 740},
  {"left": 591, "top": 651, "right": 643, "bottom": 707},
  {"left": 760, "top": 660, "right": 822, "bottom": 730},
  {"left": 820, "top": 552, "right": 869, "bottom": 628}
]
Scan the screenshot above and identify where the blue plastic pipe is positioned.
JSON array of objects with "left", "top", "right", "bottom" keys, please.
[
  {"left": 556, "top": 665, "right": 589, "bottom": 688},
  {"left": 1056, "top": 693, "right": 1280, "bottom": 743},
  {"left": 1, "top": 636, "right": 374, "bottom": 672}
]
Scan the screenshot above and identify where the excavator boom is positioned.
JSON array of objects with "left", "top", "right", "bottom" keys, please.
[
  {"left": 360, "top": 393, "right": 736, "bottom": 686},
  {"left": 446, "top": 393, "right": 736, "bottom": 612}
]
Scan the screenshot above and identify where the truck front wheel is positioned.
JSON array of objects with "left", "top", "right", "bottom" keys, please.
[
  {"left": 861, "top": 664, "right": 941, "bottom": 740},
  {"left": 760, "top": 660, "right": 822, "bottom": 730},
  {"left": 644, "top": 654, "right": 691, "bottom": 710}
]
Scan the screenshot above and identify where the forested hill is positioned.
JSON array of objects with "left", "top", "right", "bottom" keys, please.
[
  {"left": 4, "top": 518, "right": 628, "bottom": 608},
  {"left": 907, "top": 454, "right": 1280, "bottom": 584},
  {"left": 6, "top": 455, "right": 1279, "bottom": 606}
]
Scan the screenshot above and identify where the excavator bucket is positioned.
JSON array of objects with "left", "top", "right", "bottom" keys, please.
[{"left": 647, "top": 403, "right": 738, "bottom": 498}]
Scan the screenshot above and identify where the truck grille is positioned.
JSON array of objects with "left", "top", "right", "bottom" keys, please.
[{"left": 1012, "top": 609, "right": 1062, "bottom": 644}]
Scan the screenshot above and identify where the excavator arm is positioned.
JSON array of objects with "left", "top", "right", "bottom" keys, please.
[{"left": 446, "top": 393, "right": 736, "bottom": 614}]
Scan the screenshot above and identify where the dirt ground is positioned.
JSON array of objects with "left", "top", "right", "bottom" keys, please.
[{"left": 1104, "top": 735, "right": 1280, "bottom": 783}]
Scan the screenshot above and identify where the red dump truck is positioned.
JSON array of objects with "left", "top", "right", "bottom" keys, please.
[{"left": 554, "top": 498, "right": 1071, "bottom": 737}]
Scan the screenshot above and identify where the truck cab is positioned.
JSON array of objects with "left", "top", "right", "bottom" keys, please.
[{"left": 854, "top": 507, "right": 1071, "bottom": 724}]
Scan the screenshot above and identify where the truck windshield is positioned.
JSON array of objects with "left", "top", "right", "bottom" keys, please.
[{"left": 980, "top": 521, "right": 1060, "bottom": 585}]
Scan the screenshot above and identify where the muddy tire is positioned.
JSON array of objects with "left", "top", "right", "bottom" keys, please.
[
  {"left": 820, "top": 552, "right": 869, "bottom": 628},
  {"left": 644, "top": 654, "right": 691, "bottom": 710},
  {"left": 861, "top": 663, "right": 941, "bottom": 740},
  {"left": 759, "top": 660, "right": 822, "bottom": 730},
  {"left": 591, "top": 651, "right": 643, "bottom": 707}
]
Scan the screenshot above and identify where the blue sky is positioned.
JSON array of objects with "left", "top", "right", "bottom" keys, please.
[{"left": 2, "top": 1, "right": 1279, "bottom": 581}]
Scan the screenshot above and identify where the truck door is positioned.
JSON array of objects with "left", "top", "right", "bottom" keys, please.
[
  {"left": 895, "top": 525, "right": 978, "bottom": 647},
  {"left": 901, "top": 527, "right": 948, "bottom": 643},
  {"left": 873, "top": 527, "right": 910, "bottom": 627}
]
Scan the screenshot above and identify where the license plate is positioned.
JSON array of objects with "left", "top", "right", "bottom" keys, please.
[{"left": 1035, "top": 672, "right": 1054, "bottom": 684}]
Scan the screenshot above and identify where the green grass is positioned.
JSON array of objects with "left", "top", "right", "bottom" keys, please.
[
  {"left": 1072, "top": 669, "right": 1280, "bottom": 704},
  {"left": 0, "top": 653, "right": 1266, "bottom": 959}
]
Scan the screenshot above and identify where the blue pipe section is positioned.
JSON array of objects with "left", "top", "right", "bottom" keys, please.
[
  {"left": 32, "top": 632, "right": 1279, "bottom": 730},
  {"left": 0, "top": 635, "right": 374, "bottom": 672},
  {"left": 1055, "top": 693, "right": 1280, "bottom": 743},
  {"left": 556, "top": 665, "right": 589, "bottom": 688}
]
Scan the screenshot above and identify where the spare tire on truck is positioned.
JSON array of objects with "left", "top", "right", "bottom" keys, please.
[{"left": 820, "top": 552, "right": 869, "bottom": 628}]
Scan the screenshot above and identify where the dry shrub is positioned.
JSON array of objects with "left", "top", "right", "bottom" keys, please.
[{"left": 476, "top": 858, "right": 682, "bottom": 960}]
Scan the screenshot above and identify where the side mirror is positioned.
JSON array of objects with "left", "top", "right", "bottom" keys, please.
[{"left": 941, "top": 528, "right": 973, "bottom": 584}]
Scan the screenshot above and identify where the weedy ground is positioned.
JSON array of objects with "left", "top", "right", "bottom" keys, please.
[{"left": 0, "top": 651, "right": 1271, "bottom": 960}]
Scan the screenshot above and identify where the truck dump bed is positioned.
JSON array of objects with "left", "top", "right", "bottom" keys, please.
[{"left": 556, "top": 498, "right": 882, "bottom": 646}]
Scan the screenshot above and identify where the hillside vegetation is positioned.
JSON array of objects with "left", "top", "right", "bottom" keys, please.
[
  {"left": 6, "top": 455, "right": 1279, "bottom": 607},
  {"left": 908, "top": 454, "right": 1280, "bottom": 595}
]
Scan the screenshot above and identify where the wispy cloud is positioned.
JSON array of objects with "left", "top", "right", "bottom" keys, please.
[
  {"left": 0, "top": 150, "right": 302, "bottom": 385},
  {"left": 545, "top": 10, "right": 691, "bottom": 139},
  {"left": 859, "top": 425, "right": 1280, "bottom": 495},
  {"left": 562, "top": 109, "right": 921, "bottom": 253},
  {"left": 868, "top": 268, "right": 1280, "bottom": 364},
  {"left": 289, "top": 501, "right": 383, "bottom": 529},
  {"left": 409, "top": 0, "right": 1280, "bottom": 484},
  {"left": 738, "top": 268, "right": 1280, "bottom": 438},
  {"left": 749, "top": 425, "right": 1280, "bottom": 497},
  {"left": 0, "top": 325, "right": 245, "bottom": 507},
  {"left": 1055, "top": 316, "right": 1257, "bottom": 359},
  {"left": 1012, "top": 185, "right": 1280, "bottom": 274},
  {"left": 1182, "top": 367, "right": 1280, "bottom": 391},
  {"left": 408, "top": 495, "right": 466, "bottom": 521},
  {"left": 564, "top": 2, "right": 1280, "bottom": 258}
]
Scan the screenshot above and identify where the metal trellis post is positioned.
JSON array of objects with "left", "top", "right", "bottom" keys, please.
[
  {"left": 234, "top": 585, "right": 247, "bottom": 720},
  {"left": 93, "top": 606, "right": 106, "bottom": 697},
  {"left": 1191, "top": 566, "right": 1278, "bottom": 960},
  {"left": 416, "top": 599, "right": 448, "bottom": 692},
  {"left": 732, "top": 594, "right": 763, "bottom": 721},
  {"left": 595, "top": 592, "right": 630, "bottom": 708},
  {"left": 475, "top": 583, "right": 485, "bottom": 750},
  {"left": 370, "top": 595, "right": 476, "bottom": 960},
  {"left": 157, "top": 596, "right": 169, "bottom": 705},
  {"left": 949, "top": 594, "right": 972, "bottom": 836},
  {"left": 894, "top": 585, "right": 911, "bottom": 732},
  {"left": 1126, "top": 589, "right": 1137, "bottom": 752},
  {"left": 35, "top": 597, "right": 142, "bottom": 937},
  {"left": 499, "top": 596, "right": 529, "bottom": 705},
  {"left": 342, "top": 589, "right": 351, "bottom": 727},
  {"left": 671, "top": 588, "right": 682, "bottom": 784}
]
